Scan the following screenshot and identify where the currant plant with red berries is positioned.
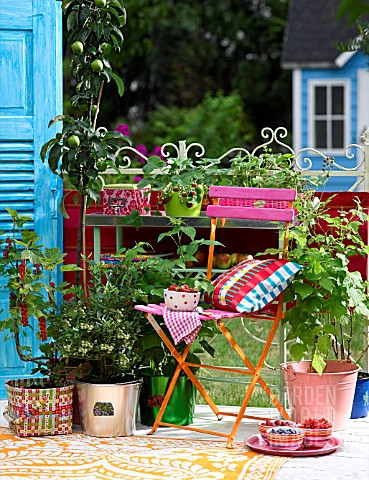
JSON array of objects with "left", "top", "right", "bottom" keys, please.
[{"left": 0, "top": 208, "right": 79, "bottom": 386}]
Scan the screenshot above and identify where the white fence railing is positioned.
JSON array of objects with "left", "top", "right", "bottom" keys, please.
[{"left": 107, "top": 126, "right": 369, "bottom": 192}]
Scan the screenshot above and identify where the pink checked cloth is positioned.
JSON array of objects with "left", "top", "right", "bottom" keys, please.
[{"left": 162, "top": 306, "right": 201, "bottom": 345}]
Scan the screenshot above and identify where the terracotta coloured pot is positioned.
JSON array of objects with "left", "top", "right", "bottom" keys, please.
[{"left": 281, "top": 360, "right": 359, "bottom": 430}]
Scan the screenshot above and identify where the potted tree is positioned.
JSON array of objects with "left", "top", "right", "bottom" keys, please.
[
  {"left": 40, "top": 0, "right": 131, "bottom": 285},
  {"left": 270, "top": 196, "right": 369, "bottom": 429},
  {"left": 0, "top": 209, "right": 79, "bottom": 437}
]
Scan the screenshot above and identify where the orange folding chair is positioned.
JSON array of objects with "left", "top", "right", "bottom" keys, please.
[{"left": 135, "top": 185, "right": 297, "bottom": 448}]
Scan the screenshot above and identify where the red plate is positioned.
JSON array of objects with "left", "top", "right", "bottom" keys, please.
[{"left": 244, "top": 434, "right": 344, "bottom": 457}]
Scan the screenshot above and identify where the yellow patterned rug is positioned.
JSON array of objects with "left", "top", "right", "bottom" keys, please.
[{"left": 0, "top": 426, "right": 288, "bottom": 479}]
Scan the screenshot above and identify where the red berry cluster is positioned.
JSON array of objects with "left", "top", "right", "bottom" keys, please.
[
  {"left": 48, "top": 282, "right": 55, "bottom": 301},
  {"left": 38, "top": 316, "right": 47, "bottom": 341},
  {"left": 3, "top": 237, "right": 12, "bottom": 258},
  {"left": 299, "top": 417, "right": 332, "bottom": 429},
  {"left": 262, "top": 419, "right": 296, "bottom": 427},
  {"left": 21, "top": 302, "right": 28, "bottom": 327},
  {"left": 19, "top": 259, "right": 26, "bottom": 281},
  {"left": 183, "top": 183, "right": 201, "bottom": 208},
  {"left": 167, "top": 284, "right": 199, "bottom": 293},
  {"left": 34, "top": 263, "right": 41, "bottom": 274}
]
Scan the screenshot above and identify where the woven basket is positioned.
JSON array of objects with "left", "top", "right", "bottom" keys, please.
[{"left": 4, "top": 378, "right": 73, "bottom": 437}]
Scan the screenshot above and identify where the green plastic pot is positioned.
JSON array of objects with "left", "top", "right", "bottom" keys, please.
[
  {"left": 164, "top": 190, "right": 203, "bottom": 217},
  {"left": 139, "top": 372, "right": 196, "bottom": 427}
]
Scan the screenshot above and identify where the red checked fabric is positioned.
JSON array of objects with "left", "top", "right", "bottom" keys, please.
[
  {"left": 206, "top": 258, "right": 302, "bottom": 313},
  {"left": 162, "top": 307, "right": 202, "bottom": 345}
]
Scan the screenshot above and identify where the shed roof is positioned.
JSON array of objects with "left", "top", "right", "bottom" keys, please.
[{"left": 281, "top": 0, "right": 360, "bottom": 69}]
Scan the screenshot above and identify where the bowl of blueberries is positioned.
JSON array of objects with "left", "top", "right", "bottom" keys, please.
[
  {"left": 266, "top": 426, "right": 305, "bottom": 449},
  {"left": 258, "top": 419, "right": 297, "bottom": 440}
]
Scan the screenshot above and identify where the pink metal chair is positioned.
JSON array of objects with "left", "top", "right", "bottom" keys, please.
[{"left": 136, "top": 185, "right": 297, "bottom": 448}]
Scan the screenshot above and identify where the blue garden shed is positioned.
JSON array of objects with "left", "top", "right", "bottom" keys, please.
[
  {"left": 0, "top": 0, "right": 63, "bottom": 398},
  {"left": 282, "top": 0, "right": 369, "bottom": 191}
]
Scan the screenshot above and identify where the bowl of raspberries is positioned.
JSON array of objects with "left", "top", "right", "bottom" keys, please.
[
  {"left": 298, "top": 417, "right": 333, "bottom": 448},
  {"left": 258, "top": 419, "right": 297, "bottom": 440},
  {"left": 164, "top": 284, "right": 200, "bottom": 311}
]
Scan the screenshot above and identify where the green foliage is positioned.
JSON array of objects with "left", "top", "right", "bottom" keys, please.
[
  {"left": 0, "top": 209, "right": 80, "bottom": 387},
  {"left": 282, "top": 197, "right": 369, "bottom": 375},
  {"left": 63, "top": 0, "right": 291, "bottom": 134},
  {"left": 336, "top": 20, "right": 369, "bottom": 57},
  {"left": 41, "top": 0, "right": 130, "bottom": 284},
  {"left": 137, "top": 150, "right": 228, "bottom": 202},
  {"left": 62, "top": 0, "right": 127, "bottom": 108},
  {"left": 230, "top": 150, "right": 334, "bottom": 193},
  {"left": 129, "top": 92, "right": 256, "bottom": 158},
  {"left": 336, "top": 0, "right": 369, "bottom": 59},
  {"left": 41, "top": 117, "right": 131, "bottom": 204},
  {"left": 52, "top": 217, "right": 221, "bottom": 381},
  {"left": 337, "top": 0, "right": 369, "bottom": 25},
  {"left": 51, "top": 254, "right": 149, "bottom": 383}
]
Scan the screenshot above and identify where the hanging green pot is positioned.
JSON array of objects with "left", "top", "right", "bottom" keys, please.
[
  {"left": 164, "top": 189, "right": 204, "bottom": 217},
  {"left": 139, "top": 371, "right": 196, "bottom": 427}
]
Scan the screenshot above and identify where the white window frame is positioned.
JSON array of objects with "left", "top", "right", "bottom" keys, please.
[{"left": 308, "top": 79, "right": 350, "bottom": 154}]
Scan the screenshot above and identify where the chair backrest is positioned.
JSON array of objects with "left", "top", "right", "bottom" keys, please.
[
  {"left": 205, "top": 186, "right": 297, "bottom": 280},
  {"left": 206, "top": 186, "right": 297, "bottom": 222}
]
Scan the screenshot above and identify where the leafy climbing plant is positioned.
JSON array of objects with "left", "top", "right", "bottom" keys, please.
[{"left": 40, "top": 0, "right": 130, "bottom": 285}]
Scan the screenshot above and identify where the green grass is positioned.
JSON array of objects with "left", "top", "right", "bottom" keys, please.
[
  {"left": 193, "top": 317, "right": 366, "bottom": 408},
  {"left": 194, "top": 318, "right": 284, "bottom": 407}
]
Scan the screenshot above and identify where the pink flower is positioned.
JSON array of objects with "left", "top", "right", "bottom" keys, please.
[
  {"left": 135, "top": 144, "right": 148, "bottom": 163},
  {"left": 150, "top": 146, "right": 164, "bottom": 159},
  {"left": 114, "top": 124, "right": 131, "bottom": 136}
]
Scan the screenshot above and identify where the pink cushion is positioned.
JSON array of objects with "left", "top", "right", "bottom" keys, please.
[{"left": 206, "top": 258, "right": 302, "bottom": 313}]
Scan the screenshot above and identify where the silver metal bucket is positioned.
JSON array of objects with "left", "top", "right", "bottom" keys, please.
[{"left": 76, "top": 380, "right": 141, "bottom": 437}]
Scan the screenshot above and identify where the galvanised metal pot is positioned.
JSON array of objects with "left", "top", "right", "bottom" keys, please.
[{"left": 76, "top": 379, "right": 141, "bottom": 437}]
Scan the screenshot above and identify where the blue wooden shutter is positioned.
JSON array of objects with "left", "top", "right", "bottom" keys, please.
[{"left": 0, "top": 0, "right": 63, "bottom": 398}]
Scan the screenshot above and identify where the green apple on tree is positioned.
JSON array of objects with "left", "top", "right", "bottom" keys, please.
[
  {"left": 71, "top": 41, "right": 84, "bottom": 54},
  {"left": 67, "top": 135, "right": 80, "bottom": 148},
  {"left": 94, "top": 0, "right": 107, "bottom": 7},
  {"left": 91, "top": 59, "right": 104, "bottom": 72},
  {"left": 101, "top": 43, "right": 112, "bottom": 55}
]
